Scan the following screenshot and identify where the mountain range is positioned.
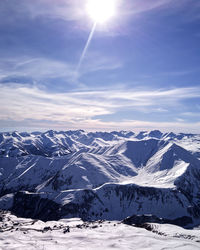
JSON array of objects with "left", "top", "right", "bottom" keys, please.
[{"left": 0, "top": 130, "right": 200, "bottom": 227}]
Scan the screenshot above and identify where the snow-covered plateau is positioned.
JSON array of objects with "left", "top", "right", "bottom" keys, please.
[{"left": 0, "top": 130, "right": 200, "bottom": 249}]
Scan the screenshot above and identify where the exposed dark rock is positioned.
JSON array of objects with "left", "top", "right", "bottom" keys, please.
[
  {"left": 12, "top": 192, "right": 61, "bottom": 221},
  {"left": 63, "top": 226, "right": 70, "bottom": 233},
  {"left": 123, "top": 214, "right": 193, "bottom": 227}
]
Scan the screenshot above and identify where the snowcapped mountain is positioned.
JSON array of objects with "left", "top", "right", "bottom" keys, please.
[{"left": 0, "top": 130, "right": 200, "bottom": 226}]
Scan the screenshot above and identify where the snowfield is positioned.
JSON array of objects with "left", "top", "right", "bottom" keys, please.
[{"left": 0, "top": 212, "right": 200, "bottom": 250}]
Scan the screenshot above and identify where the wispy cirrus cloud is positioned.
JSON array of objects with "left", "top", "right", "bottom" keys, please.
[
  {"left": 0, "top": 0, "right": 86, "bottom": 24},
  {"left": 124, "top": 0, "right": 172, "bottom": 16},
  {"left": 0, "top": 53, "right": 123, "bottom": 88},
  {"left": 0, "top": 83, "right": 200, "bottom": 132},
  {"left": 124, "top": 0, "right": 200, "bottom": 18},
  {"left": 0, "top": 57, "right": 76, "bottom": 82},
  {"left": 1, "top": 0, "right": 199, "bottom": 27},
  {"left": 181, "top": 112, "right": 200, "bottom": 117},
  {"left": 1, "top": 0, "right": 199, "bottom": 40},
  {"left": 80, "top": 52, "right": 123, "bottom": 75}
]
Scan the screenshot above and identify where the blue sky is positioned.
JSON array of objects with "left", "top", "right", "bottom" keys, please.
[{"left": 0, "top": 0, "right": 200, "bottom": 132}]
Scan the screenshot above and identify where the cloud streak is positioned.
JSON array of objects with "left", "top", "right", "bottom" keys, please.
[
  {"left": 123, "top": 0, "right": 200, "bottom": 19},
  {"left": 0, "top": 0, "right": 86, "bottom": 24},
  {"left": 0, "top": 83, "right": 200, "bottom": 131},
  {"left": 1, "top": 0, "right": 199, "bottom": 27},
  {"left": 0, "top": 57, "right": 76, "bottom": 81},
  {"left": 0, "top": 54, "right": 122, "bottom": 86}
]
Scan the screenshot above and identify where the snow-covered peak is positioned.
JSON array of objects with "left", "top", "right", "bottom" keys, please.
[{"left": 0, "top": 130, "right": 200, "bottom": 225}]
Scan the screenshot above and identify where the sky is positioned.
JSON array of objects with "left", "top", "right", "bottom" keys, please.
[{"left": 0, "top": 0, "right": 200, "bottom": 133}]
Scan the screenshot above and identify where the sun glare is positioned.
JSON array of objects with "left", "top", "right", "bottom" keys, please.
[{"left": 86, "top": 0, "right": 117, "bottom": 24}]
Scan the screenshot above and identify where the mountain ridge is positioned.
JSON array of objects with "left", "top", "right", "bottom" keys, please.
[{"left": 0, "top": 130, "right": 200, "bottom": 226}]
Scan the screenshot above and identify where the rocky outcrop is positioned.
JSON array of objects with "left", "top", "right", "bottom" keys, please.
[{"left": 123, "top": 214, "right": 193, "bottom": 228}]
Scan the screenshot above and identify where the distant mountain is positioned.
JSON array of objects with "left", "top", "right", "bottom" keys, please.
[{"left": 0, "top": 130, "right": 200, "bottom": 226}]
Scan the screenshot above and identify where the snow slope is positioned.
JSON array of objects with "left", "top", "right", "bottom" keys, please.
[{"left": 0, "top": 211, "right": 200, "bottom": 250}]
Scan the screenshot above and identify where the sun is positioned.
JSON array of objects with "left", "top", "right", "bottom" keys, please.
[{"left": 86, "top": 0, "right": 117, "bottom": 24}]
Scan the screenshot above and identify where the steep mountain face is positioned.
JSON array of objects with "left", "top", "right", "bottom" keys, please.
[
  {"left": 0, "top": 130, "right": 200, "bottom": 226},
  {"left": 122, "top": 139, "right": 163, "bottom": 167}
]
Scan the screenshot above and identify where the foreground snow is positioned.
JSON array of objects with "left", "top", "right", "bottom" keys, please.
[{"left": 0, "top": 212, "right": 200, "bottom": 250}]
